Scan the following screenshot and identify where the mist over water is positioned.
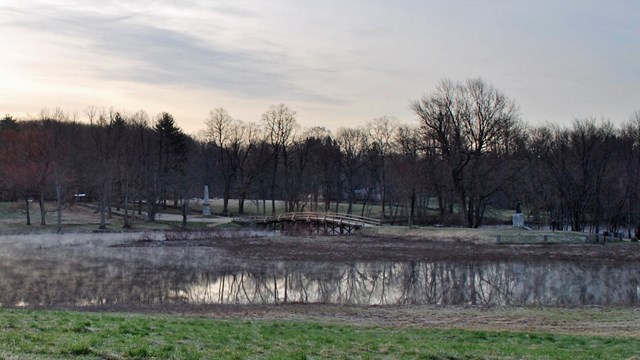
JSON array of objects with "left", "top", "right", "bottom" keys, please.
[{"left": 1, "top": 234, "right": 638, "bottom": 307}]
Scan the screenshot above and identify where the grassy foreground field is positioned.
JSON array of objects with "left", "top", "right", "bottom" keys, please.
[{"left": 1, "top": 308, "right": 640, "bottom": 359}]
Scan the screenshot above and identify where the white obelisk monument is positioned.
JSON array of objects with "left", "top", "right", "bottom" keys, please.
[{"left": 203, "top": 185, "right": 211, "bottom": 216}]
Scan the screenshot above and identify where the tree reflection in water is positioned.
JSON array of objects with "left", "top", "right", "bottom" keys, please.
[{"left": 1, "top": 243, "right": 638, "bottom": 307}]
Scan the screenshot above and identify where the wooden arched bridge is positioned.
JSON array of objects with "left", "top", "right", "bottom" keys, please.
[{"left": 235, "top": 212, "right": 381, "bottom": 235}]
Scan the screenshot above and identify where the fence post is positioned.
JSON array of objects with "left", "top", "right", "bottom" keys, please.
[{"left": 496, "top": 235, "right": 501, "bottom": 244}]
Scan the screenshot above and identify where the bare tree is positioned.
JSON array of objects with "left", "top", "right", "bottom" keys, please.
[
  {"left": 235, "top": 122, "right": 263, "bottom": 214},
  {"left": 261, "top": 104, "right": 298, "bottom": 214},
  {"left": 112, "top": 111, "right": 142, "bottom": 229},
  {"left": 530, "top": 120, "right": 614, "bottom": 232},
  {"left": 391, "top": 124, "right": 425, "bottom": 226},
  {"left": 367, "top": 116, "right": 398, "bottom": 219},
  {"left": 205, "top": 107, "right": 238, "bottom": 214},
  {"left": 41, "top": 109, "right": 76, "bottom": 233},
  {"left": 335, "top": 127, "right": 368, "bottom": 214},
  {"left": 411, "top": 78, "right": 520, "bottom": 227},
  {"left": 284, "top": 128, "right": 337, "bottom": 212},
  {"left": 0, "top": 122, "right": 42, "bottom": 225},
  {"left": 86, "top": 107, "right": 118, "bottom": 230},
  {"left": 28, "top": 110, "right": 70, "bottom": 229},
  {"left": 620, "top": 111, "right": 640, "bottom": 237},
  {"left": 299, "top": 127, "right": 340, "bottom": 212}
]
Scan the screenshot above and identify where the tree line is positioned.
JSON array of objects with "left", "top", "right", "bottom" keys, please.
[{"left": 1, "top": 78, "right": 639, "bottom": 235}]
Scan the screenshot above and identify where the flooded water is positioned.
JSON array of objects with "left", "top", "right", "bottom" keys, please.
[{"left": 0, "top": 234, "right": 639, "bottom": 307}]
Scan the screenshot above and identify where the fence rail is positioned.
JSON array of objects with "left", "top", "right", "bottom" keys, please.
[
  {"left": 495, "top": 233, "right": 625, "bottom": 245},
  {"left": 238, "top": 212, "right": 381, "bottom": 228}
]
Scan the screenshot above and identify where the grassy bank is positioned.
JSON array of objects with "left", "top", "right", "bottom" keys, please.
[
  {"left": 362, "top": 225, "right": 610, "bottom": 245},
  {"left": 1, "top": 309, "right": 639, "bottom": 359}
]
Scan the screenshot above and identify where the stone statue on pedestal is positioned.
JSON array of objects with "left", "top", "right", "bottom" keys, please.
[
  {"left": 202, "top": 186, "right": 211, "bottom": 216},
  {"left": 512, "top": 200, "right": 524, "bottom": 228}
]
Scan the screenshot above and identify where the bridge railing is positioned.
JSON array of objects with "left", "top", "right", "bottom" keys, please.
[{"left": 240, "top": 212, "right": 381, "bottom": 227}]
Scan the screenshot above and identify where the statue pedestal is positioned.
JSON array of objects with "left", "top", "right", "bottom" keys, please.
[
  {"left": 203, "top": 185, "right": 211, "bottom": 216},
  {"left": 512, "top": 213, "right": 524, "bottom": 228}
]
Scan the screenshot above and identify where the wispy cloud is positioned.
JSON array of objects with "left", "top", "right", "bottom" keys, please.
[
  {"left": 2, "top": 2, "right": 342, "bottom": 104},
  {"left": 1, "top": 0, "right": 639, "bottom": 131}
]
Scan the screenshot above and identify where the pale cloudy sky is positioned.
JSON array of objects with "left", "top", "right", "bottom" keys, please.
[{"left": 1, "top": 0, "right": 638, "bottom": 134}]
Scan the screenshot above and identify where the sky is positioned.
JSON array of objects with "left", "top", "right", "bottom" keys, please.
[{"left": 1, "top": 0, "right": 638, "bottom": 134}]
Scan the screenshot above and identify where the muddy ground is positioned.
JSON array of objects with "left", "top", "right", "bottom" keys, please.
[{"left": 119, "top": 231, "right": 640, "bottom": 263}]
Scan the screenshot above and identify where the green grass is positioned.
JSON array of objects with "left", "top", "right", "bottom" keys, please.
[
  {"left": 0, "top": 309, "right": 639, "bottom": 359},
  {"left": 0, "top": 201, "right": 29, "bottom": 223}
]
